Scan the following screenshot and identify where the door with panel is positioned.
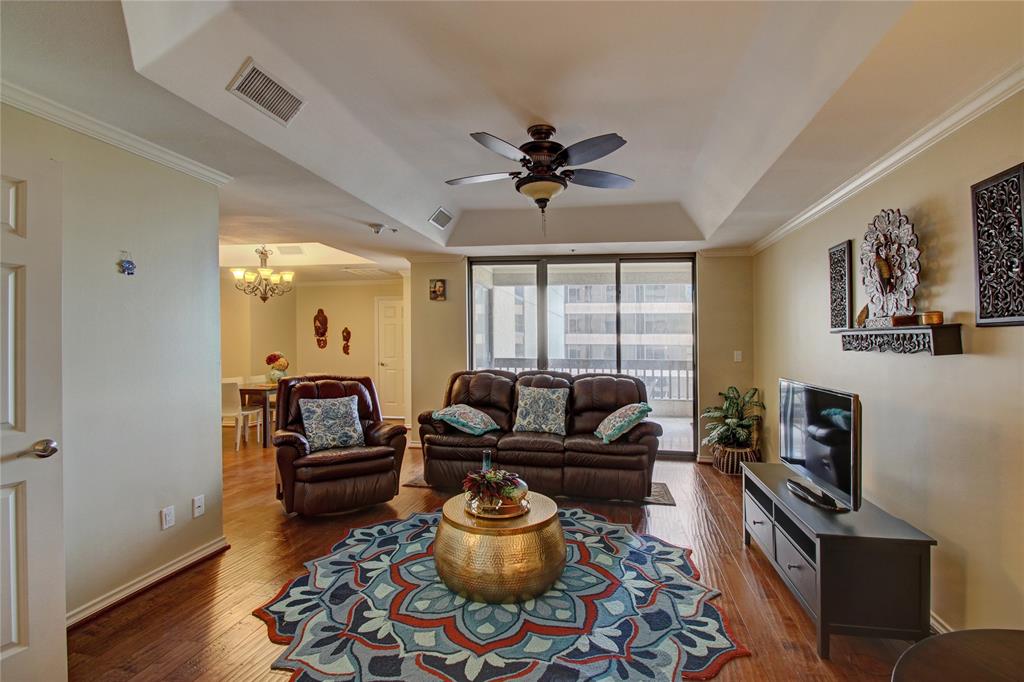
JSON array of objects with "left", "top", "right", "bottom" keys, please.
[
  {"left": 1, "top": 137, "right": 68, "bottom": 679},
  {"left": 375, "top": 297, "right": 406, "bottom": 419}
]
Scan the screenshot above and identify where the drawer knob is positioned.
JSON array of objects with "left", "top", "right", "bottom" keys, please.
[
  {"left": 786, "top": 563, "right": 800, "bottom": 570},
  {"left": 752, "top": 520, "right": 765, "bottom": 526}
]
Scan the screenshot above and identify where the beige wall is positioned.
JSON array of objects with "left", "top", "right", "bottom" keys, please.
[
  {"left": 248, "top": 285, "right": 297, "bottom": 377},
  {"left": 1, "top": 106, "right": 225, "bottom": 618},
  {"left": 410, "top": 259, "right": 468, "bottom": 433},
  {"left": 696, "top": 254, "right": 755, "bottom": 461},
  {"left": 219, "top": 277, "right": 251, "bottom": 378},
  {"left": 752, "top": 93, "right": 1024, "bottom": 630},
  {"left": 294, "top": 280, "right": 403, "bottom": 381}
]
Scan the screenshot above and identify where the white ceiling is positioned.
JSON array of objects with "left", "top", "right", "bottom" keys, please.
[{"left": 3, "top": 1, "right": 1023, "bottom": 259}]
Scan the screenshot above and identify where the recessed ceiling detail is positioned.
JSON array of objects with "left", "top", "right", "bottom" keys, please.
[{"left": 218, "top": 242, "right": 371, "bottom": 267}]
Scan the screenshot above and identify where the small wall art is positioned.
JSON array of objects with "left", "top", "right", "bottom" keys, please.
[
  {"left": 828, "top": 240, "right": 852, "bottom": 331},
  {"left": 972, "top": 162, "right": 1023, "bottom": 326},
  {"left": 342, "top": 327, "right": 351, "bottom": 355},
  {"left": 430, "top": 279, "right": 447, "bottom": 301},
  {"left": 859, "top": 208, "right": 920, "bottom": 327},
  {"left": 117, "top": 250, "right": 136, "bottom": 276},
  {"left": 314, "top": 308, "right": 329, "bottom": 349}
]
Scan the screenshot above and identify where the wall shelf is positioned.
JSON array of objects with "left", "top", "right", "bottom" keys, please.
[{"left": 831, "top": 324, "right": 962, "bottom": 356}]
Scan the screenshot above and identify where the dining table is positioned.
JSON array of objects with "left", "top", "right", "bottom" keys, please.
[{"left": 239, "top": 383, "right": 277, "bottom": 446}]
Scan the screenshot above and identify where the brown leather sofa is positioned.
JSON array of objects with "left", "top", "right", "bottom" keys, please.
[
  {"left": 418, "top": 370, "right": 662, "bottom": 501},
  {"left": 273, "top": 375, "right": 407, "bottom": 515}
]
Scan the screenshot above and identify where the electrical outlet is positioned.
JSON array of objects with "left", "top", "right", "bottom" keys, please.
[
  {"left": 733, "top": 350, "right": 743, "bottom": 363},
  {"left": 160, "top": 505, "right": 175, "bottom": 530},
  {"left": 192, "top": 495, "right": 205, "bottom": 518}
]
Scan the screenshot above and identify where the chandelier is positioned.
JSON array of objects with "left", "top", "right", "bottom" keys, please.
[{"left": 230, "top": 246, "right": 294, "bottom": 302}]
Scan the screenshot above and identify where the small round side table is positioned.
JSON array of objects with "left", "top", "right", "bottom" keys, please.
[
  {"left": 892, "top": 629, "right": 1024, "bottom": 682},
  {"left": 434, "top": 492, "right": 566, "bottom": 604}
]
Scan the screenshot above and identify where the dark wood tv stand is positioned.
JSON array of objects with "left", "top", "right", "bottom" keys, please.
[{"left": 741, "top": 462, "right": 936, "bottom": 658}]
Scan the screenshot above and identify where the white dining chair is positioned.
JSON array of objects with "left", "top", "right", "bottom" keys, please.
[
  {"left": 247, "top": 373, "right": 279, "bottom": 423},
  {"left": 221, "top": 381, "right": 262, "bottom": 451}
]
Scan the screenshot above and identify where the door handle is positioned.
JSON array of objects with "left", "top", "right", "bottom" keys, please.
[
  {"left": 19, "top": 438, "right": 59, "bottom": 458},
  {"left": 380, "top": 362, "right": 387, "bottom": 367}
]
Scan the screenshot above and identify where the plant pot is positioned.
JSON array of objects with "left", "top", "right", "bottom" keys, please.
[{"left": 712, "top": 444, "right": 760, "bottom": 475}]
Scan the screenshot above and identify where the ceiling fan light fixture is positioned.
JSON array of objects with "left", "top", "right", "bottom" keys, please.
[{"left": 516, "top": 175, "right": 566, "bottom": 212}]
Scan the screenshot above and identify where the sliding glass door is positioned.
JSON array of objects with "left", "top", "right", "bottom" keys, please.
[{"left": 469, "top": 256, "right": 696, "bottom": 454}]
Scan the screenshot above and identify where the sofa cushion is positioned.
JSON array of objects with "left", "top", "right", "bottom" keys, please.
[
  {"left": 569, "top": 375, "right": 646, "bottom": 435},
  {"left": 595, "top": 403, "right": 653, "bottom": 443},
  {"left": 424, "top": 432, "right": 500, "bottom": 449},
  {"left": 293, "top": 445, "right": 394, "bottom": 467},
  {"left": 494, "top": 449, "right": 564, "bottom": 468},
  {"left": 513, "top": 386, "right": 569, "bottom": 435},
  {"left": 432, "top": 404, "right": 500, "bottom": 435},
  {"left": 564, "top": 433, "right": 648, "bottom": 456},
  {"left": 446, "top": 371, "right": 517, "bottom": 431},
  {"left": 498, "top": 432, "right": 565, "bottom": 452},
  {"left": 565, "top": 448, "right": 648, "bottom": 470},
  {"left": 299, "top": 396, "right": 365, "bottom": 451}
]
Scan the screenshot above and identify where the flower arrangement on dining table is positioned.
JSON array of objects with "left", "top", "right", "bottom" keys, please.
[{"left": 265, "top": 352, "right": 290, "bottom": 383}]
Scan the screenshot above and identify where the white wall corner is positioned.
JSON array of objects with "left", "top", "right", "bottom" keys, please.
[{"left": 0, "top": 81, "right": 233, "bottom": 187}]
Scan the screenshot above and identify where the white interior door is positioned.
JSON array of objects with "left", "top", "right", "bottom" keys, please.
[
  {"left": 1, "top": 138, "right": 68, "bottom": 679},
  {"left": 375, "top": 297, "right": 406, "bottom": 419}
]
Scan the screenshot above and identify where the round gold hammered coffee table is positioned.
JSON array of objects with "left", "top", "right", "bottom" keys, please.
[{"left": 434, "top": 492, "right": 566, "bottom": 604}]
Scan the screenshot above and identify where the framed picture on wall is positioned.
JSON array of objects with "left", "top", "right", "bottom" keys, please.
[
  {"left": 828, "top": 240, "right": 853, "bottom": 330},
  {"left": 972, "top": 162, "right": 1023, "bottom": 326},
  {"left": 429, "top": 279, "right": 447, "bottom": 301}
]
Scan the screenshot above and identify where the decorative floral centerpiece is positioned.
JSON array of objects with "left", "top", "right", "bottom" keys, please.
[
  {"left": 462, "top": 468, "right": 530, "bottom": 518},
  {"left": 265, "top": 352, "right": 290, "bottom": 383}
]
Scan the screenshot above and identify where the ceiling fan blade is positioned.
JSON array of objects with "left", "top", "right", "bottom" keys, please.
[
  {"left": 556, "top": 133, "right": 626, "bottom": 166},
  {"left": 445, "top": 171, "right": 521, "bottom": 186},
  {"left": 470, "top": 132, "right": 529, "bottom": 163},
  {"left": 565, "top": 168, "right": 634, "bottom": 189}
]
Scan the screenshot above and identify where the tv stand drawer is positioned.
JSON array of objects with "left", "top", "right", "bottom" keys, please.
[
  {"left": 775, "top": 528, "right": 817, "bottom": 614},
  {"left": 743, "top": 493, "right": 773, "bottom": 553}
]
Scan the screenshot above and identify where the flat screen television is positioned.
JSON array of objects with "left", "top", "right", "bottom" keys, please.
[{"left": 779, "top": 378, "right": 861, "bottom": 512}]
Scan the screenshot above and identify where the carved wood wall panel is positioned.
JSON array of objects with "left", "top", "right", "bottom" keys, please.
[
  {"left": 841, "top": 332, "right": 930, "bottom": 354},
  {"left": 859, "top": 209, "right": 920, "bottom": 326},
  {"left": 972, "top": 162, "right": 1023, "bottom": 326},
  {"left": 828, "top": 240, "right": 852, "bottom": 331}
]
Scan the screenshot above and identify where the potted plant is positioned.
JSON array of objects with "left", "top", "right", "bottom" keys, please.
[
  {"left": 701, "top": 386, "right": 765, "bottom": 475},
  {"left": 462, "top": 468, "right": 530, "bottom": 518}
]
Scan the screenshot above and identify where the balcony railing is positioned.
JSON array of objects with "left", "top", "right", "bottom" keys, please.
[{"left": 489, "top": 358, "right": 693, "bottom": 401}]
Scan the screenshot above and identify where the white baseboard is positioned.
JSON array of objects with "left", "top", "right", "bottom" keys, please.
[
  {"left": 410, "top": 439, "right": 421, "bottom": 448},
  {"left": 65, "top": 535, "right": 229, "bottom": 627},
  {"left": 930, "top": 610, "right": 954, "bottom": 634}
]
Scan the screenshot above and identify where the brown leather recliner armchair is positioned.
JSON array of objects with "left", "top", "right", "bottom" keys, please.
[{"left": 273, "top": 375, "right": 407, "bottom": 515}]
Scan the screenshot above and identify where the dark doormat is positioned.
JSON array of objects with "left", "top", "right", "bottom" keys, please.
[{"left": 402, "top": 475, "right": 676, "bottom": 506}]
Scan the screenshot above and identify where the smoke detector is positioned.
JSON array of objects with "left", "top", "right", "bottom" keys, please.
[{"left": 369, "top": 223, "right": 398, "bottom": 235}]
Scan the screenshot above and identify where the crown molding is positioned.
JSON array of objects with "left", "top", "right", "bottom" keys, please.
[
  {"left": 407, "top": 253, "right": 466, "bottom": 264},
  {"left": 698, "top": 248, "right": 753, "bottom": 258},
  {"left": 751, "top": 64, "right": 1024, "bottom": 255},
  {"left": 1, "top": 81, "right": 232, "bottom": 187}
]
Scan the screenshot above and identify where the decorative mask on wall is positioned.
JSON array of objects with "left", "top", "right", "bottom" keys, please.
[
  {"left": 859, "top": 208, "right": 920, "bottom": 327},
  {"left": 314, "top": 308, "right": 328, "bottom": 349},
  {"left": 342, "top": 327, "right": 351, "bottom": 355}
]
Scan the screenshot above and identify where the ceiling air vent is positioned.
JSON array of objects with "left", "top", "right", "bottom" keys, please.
[
  {"left": 227, "top": 58, "right": 304, "bottom": 126},
  {"left": 429, "top": 207, "right": 453, "bottom": 230}
]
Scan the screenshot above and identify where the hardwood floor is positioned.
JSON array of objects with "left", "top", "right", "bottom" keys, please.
[{"left": 66, "top": 430, "right": 909, "bottom": 680}]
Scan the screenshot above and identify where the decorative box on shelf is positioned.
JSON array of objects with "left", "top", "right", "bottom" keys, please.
[{"left": 831, "top": 324, "right": 962, "bottom": 356}]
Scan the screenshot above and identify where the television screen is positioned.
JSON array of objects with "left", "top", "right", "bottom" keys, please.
[{"left": 779, "top": 379, "right": 861, "bottom": 511}]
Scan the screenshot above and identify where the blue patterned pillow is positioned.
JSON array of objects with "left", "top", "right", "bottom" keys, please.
[
  {"left": 432, "top": 404, "right": 499, "bottom": 436},
  {"left": 513, "top": 386, "right": 569, "bottom": 435},
  {"left": 299, "top": 396, "right": 365, "bottom": 452},
  {"left": 595, "top": 403, "right": 653, "bottom": 443}
]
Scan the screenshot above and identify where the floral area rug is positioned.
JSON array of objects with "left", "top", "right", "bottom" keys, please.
[{"left": 255, "top": 509, "right": 750, "bottom": 681}]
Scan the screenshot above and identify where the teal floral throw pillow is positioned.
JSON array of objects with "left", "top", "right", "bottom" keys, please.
[
  {"left": 513, "top": 386, "right": 569, "bottom": 435},
  {"left": 595, "top": 403, "right": 653, "bottom": 443},
  {"left": 432, "top": 404, "right": 499, "bottom": 436},
  {"left": 299, "top": 395, "right": 365, "bottom": 452}
]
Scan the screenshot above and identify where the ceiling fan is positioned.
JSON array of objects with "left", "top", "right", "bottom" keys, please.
[{"left": 445, "top": 124, "right": 634, "bottom": 214}]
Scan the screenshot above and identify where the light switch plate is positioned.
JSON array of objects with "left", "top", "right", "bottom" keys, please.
[
  {"left": 733, "top": 350, "right": 743, "bottom": 362},
  {"left": 192, "top": 495, "right": 205, "bottom": 518},
  {"left": 160, "top": 505, "right": 175, "bottom": 530}
]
